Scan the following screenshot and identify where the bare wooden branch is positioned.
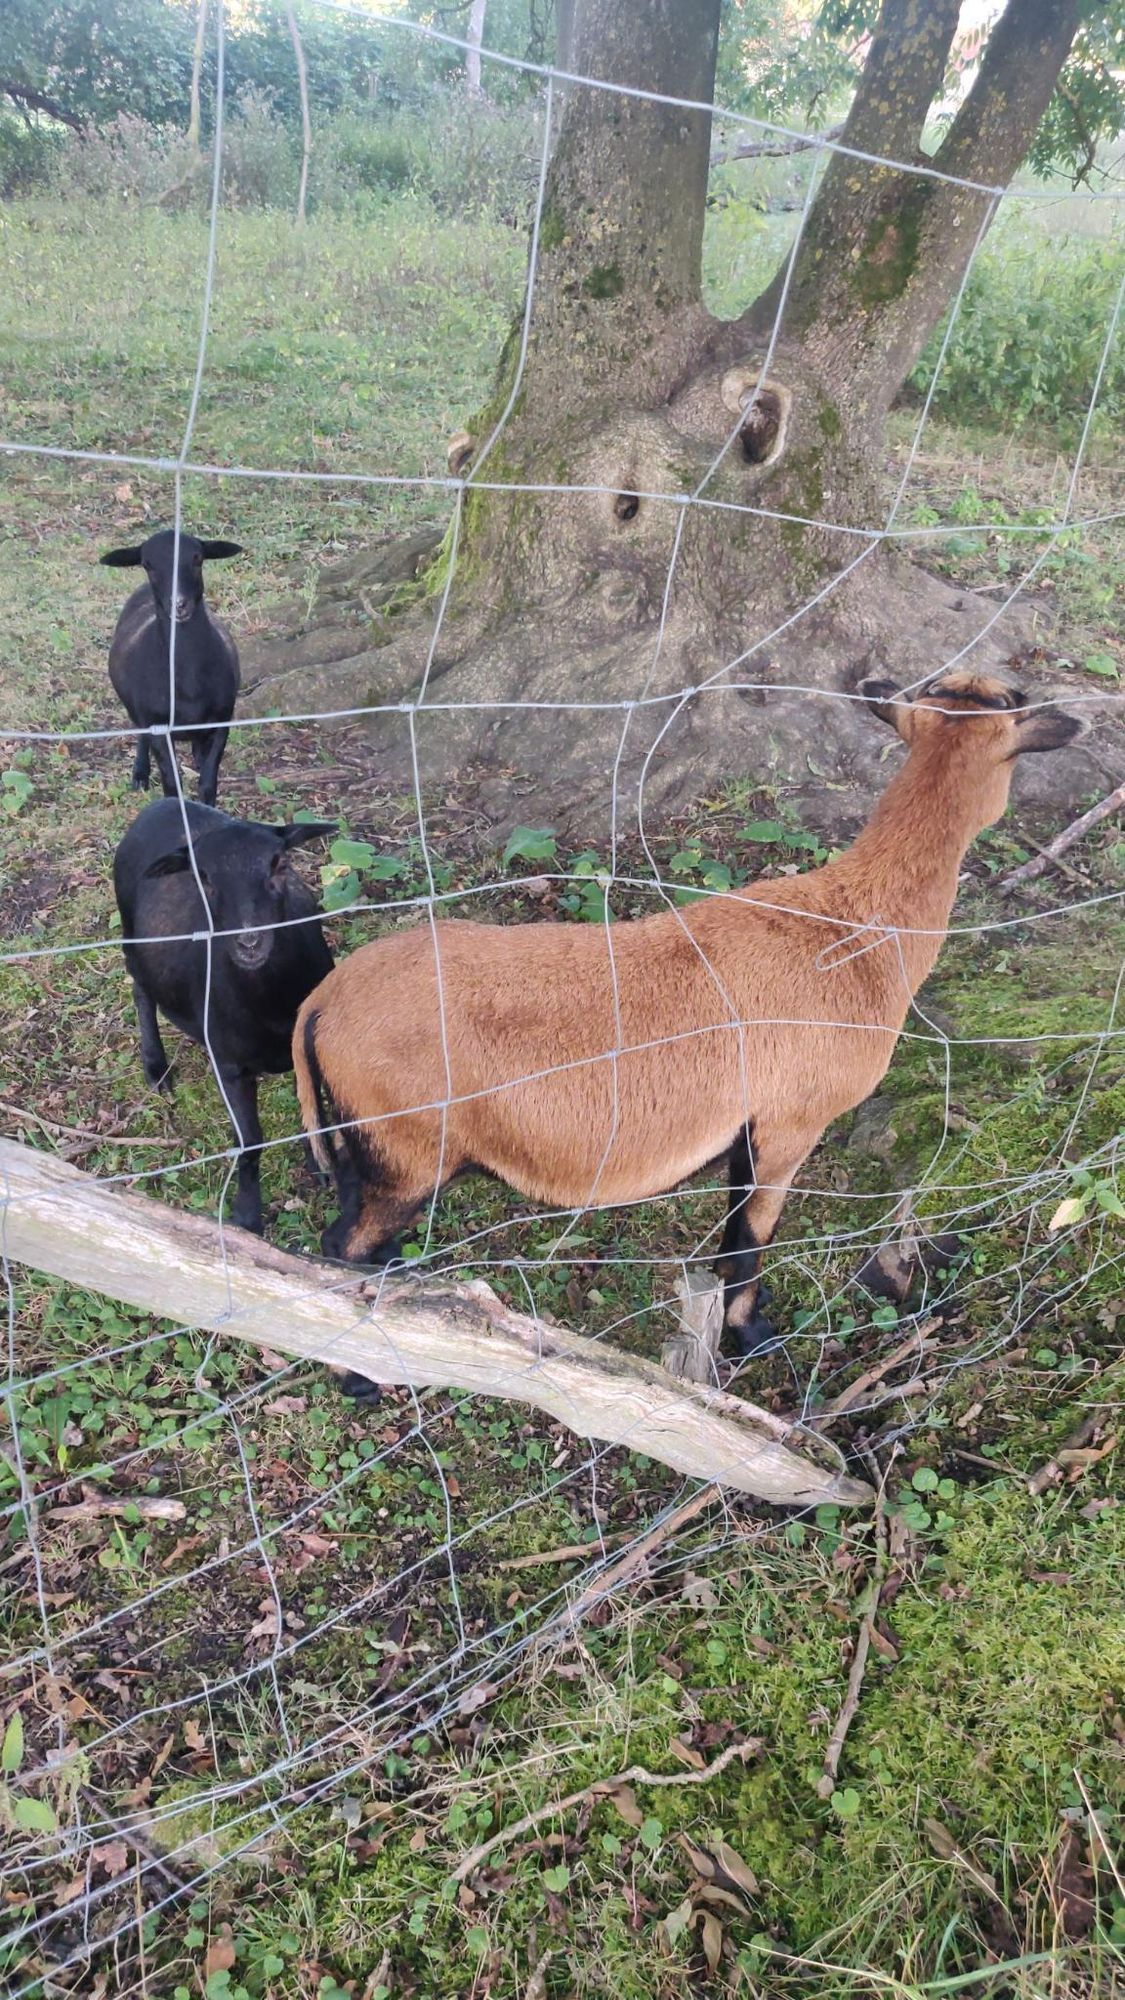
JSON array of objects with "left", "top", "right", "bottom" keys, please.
[
  {"left": 557, "top": 1483, "right": 722, "bottom": 1631},
  {"left": 815, "top": 1319, "right": 942, "bottom": 1424},
  {"left": 453, "top": 1737, "right": 758, "bottom": 1882},
  {"left": 816, "top": 1480, "right": 890, "bottom": 1799},
  {"left": 0, "top": 1138, "right": 872, "bottom": 1509},
  {"left": 1001, "top": 781, "right": 1125, "bottom": 891},
  {"left": 286, "top": 5, "right": 312, "bottom": 224},
  {"left": 711, "top": 121, "right": 843, "bottom": 167},
  {"left": 48, "top": 1490, "right": 187, "bottom": 1525}
]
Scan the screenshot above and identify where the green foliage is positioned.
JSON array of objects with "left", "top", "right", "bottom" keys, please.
[
  {"left": 910, "top": 214, "right": 1125, "bottom": 431},
  {"left": 0, "top": 111, "right": 64, "bottom": 195},
  {"left": 0, "top": 0, "right": 198, "bottom": 131},
  {"left": 502, "top": 825, "right": 557, "bottom": 866}
]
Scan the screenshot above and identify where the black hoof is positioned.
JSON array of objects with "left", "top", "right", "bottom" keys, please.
[
  {"left": 723, "top": 1313, "right": 778, "bottom": 1358},
  {"left": 337, "top": 1370, "right": 381, "bottom": 1405}
]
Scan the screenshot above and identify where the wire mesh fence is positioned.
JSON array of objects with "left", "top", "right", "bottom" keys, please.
[{"left": 1, "top": 5, "right": 1123, "bottom": 1994}]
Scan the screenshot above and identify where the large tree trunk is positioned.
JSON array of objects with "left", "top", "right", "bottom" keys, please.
[{"left": 244, "top": 0, "right": 1115, "bottom": 836}]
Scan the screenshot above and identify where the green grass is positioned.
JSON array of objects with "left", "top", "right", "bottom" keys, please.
[{"left": 0, "top": 188, "right": 1123, "bottom": 2000}]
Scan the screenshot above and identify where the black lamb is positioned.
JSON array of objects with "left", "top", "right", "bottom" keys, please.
[
  {"left": 114, "top": 799, "right": 335, "bottom": 1234},
  {"left": 101, "top": 529, "right": 243, "bottom": 804}
]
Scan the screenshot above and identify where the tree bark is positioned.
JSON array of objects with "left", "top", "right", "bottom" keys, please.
[
  {"left": 466, "top": 0, "right": 486, "bottom": 100},
  {"left": 524, "top": 0, "right": 720, "bottom": 409},
  {"left": 243, "top": 0, "right": 1115, "bottom": 836},
  {"left": 286, "top": 4, "right": 312, "bottom": 225},
  {"left": 186, "top": 0, "right": 207, "bottom": 151}
]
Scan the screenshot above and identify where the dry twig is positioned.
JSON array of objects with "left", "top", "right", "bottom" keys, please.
[
  {"left": 1001, "top": 780, "right": 1125, "bottom": 891},
  {"left": 498, "top": 1531, "right": 634, "bottom": 1573},
  {"left": 453, "top": 1738, "right": 758, "bottom": 1882},
  {"left": 1027, "top": 1402, "right": 1116, "bottom": 1497},
  {"left": 816, "top": 1320, "right": 941, "bottom": 1423},
  {"left": 556, "top": 1484, "right": 723, "bottom": 1631},
  {"left": 816, "top": 1480, "right": 891, "bottom": 1800},
  {"left": 48, "top": 1490, "right": 187, "bottom": 1525}
]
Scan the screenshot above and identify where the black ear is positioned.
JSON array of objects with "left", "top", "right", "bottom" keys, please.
[
  {"left": 100, "top": 546, "right": 145, "bottom": 568},
  {"left": 855, "top": 675, "right": 905, "bottom": 728},
  {"left": 143, "top": 846, "right": 193, "bottom": 879},
  {"left": 198, "top": 540, "right": 244, "bottom": 561},
  {"left": 1012, "top": 707, "right": 1087, "bottom": 756},
  {"left": 277, "top": 820, "right": 338, "bottom": 851}
]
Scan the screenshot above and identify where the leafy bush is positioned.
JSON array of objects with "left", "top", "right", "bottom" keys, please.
[
  {"left": 219, "top": 89, "right": 297, "bottom": 210},
  {"left": 0, "top": 115, "right": 63, "bottom": 197},
  {"left": 314, "top": 112, "right": 418, "bottom": 201},
  {"left": 56, "top": 113, "right": 194, "bottom": 203},
  {"left": 909, "top": 215, "right": 1125, "bottom": 431},
  {"left": 314, "top": 100, "right": 541, "bottom": 222}
]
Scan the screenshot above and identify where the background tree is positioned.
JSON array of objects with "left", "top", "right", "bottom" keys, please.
[{"left": 250, "top": 0, "right": 1123, "bottom": 832}]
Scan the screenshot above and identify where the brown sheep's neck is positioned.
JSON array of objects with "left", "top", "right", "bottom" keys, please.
[{"left": 828, "top": 733, "right": 999, "bottom": 989}]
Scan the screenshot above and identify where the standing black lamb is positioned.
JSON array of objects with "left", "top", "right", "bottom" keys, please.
[
  {"left": 101, "top": 529, "right": 243, "bottom": 804},
  {"left": 114, "top": 799, "right": 336, "bottom": 1234}
]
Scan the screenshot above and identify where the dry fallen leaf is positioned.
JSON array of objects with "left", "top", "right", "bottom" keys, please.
[
  {"left": 246, "top": 1600, "right": 282, "bottom": 1646},
  {"left": 91, "top": 1840, "right": 129, "bottom": 1878},
  {"left": 54, "top": 1876, "right": 87, "bottom": 1909},
  {"left": 666, "top": 1736, "right": 705, "bottom": 1772},
  {"left": 677, "top": 1834, "right": 716, "bottom": 1879},
  {"left": 699, "top": 1908, "right": 723, "bottom": 1975},
  {"left": 457, "top": 1681, "right": 499, "bottom": 1716},
  {"left": 870, "top": 1623, "right": 900, "bottom": 1663},
  {"left": 204, "top": 1929, "right": 236, "bottom": 1978},
  {"left": 660, "top": 1895, "right": 694, "bottom": 1952},
  {"left": 183, "top": 1719, "right": 209, "bottom": 1756},
  {"left": 1049, "top": 1196, "right": 1086, "bottom": 1232},
  {"left": 607, "top": 1784, "right": 644, "bottom": 1828},
  {"left": 697, "top": 1883, "right": 749, "bottom": 1915},
  {"left": 710, "top": 1838, "right": 758, "bottom": 1899},
  {"left": 150, "top": 1734, "right": 175, "bottom": 1779},
  {"left": 923, "top": 1816, "right": 958, "bottom": 1860}
]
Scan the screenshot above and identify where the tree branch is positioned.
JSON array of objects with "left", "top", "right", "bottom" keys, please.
[
  {"left": 836, "top": 0, "right": 963, "bottom": 166},
  {"left": 935, "top": 0, "right": 1080, "bottom": 190},
  {"left": 0, "top": 80, "right": 86, "bottom": 133},
  {"left": 710, "top": 123, "right": 843, "bottom": 168},
  {"left": 0, "top": 1137, "right": 872, "bottom": 1510}
]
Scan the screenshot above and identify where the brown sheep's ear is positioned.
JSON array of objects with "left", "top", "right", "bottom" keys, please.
[
  {"left": 1010, "top": 706, "right": 1087, "bottom": 756},
  {"left": 276, "top": 820, "right": 338, "bottom": 850},
  {"left": 856, "top": 676, "right": 912, "bottom": 738},
  {"left": 100, "top": 546, "right": 145, "bottom": 567}
]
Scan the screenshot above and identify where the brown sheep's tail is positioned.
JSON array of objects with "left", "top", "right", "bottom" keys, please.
[{"left": 295, "top": 1003, "right": 334, "bottom": 1174}]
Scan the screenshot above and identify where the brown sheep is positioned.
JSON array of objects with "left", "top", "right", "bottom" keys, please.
[{"left": 294, "top": 671, "right": 1083, "bottom": 1353}]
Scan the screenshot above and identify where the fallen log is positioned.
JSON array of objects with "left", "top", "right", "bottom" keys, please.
[{"left": 0, "top": 1137, "right": 871, "bottom": 1508}]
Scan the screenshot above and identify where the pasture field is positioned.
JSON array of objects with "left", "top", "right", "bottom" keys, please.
[{"left": 0, "top": 181, "right": 1123, "bottom": 2000}]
